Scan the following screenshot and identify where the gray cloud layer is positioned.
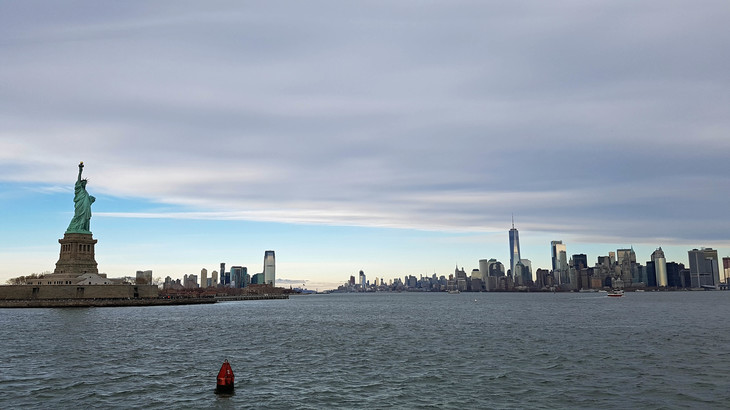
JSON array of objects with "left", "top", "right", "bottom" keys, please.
[{"left": 2, "top": 1, "right": 729, "bottom": 243}]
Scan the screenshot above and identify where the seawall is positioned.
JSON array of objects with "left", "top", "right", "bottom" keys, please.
[
  {"left": 0, "top": 284, "right": 159, "bottom": 300},
  {"left": 0, "top": 297, "right": 217, "bottom": 308}
]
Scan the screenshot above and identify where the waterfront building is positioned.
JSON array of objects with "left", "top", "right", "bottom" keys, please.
[
  {"left": 597, "top": 256, "right": 611, "bottom": 267},
  {"left": 723, "top": 257, "right": 730, "bottom": 284},
  {"left": 470, "top": 268, "right": 484, "bottom": 291},
  {"left": 200, "top": 268, "right": 207, "bottom": 288},
  {"left": 135, "top": 270, "right": 152, "bottom": 285},
  {"left": 263, "top": 250, "right": 276, "bottom": 286},
  {"left": 616, "top": 248, "right": 636, "bottom": 284},
  {"left": 651, "top": 248, "right": 668, "bottom": 287},
  {"left": 665, "top": 262, "right": 685, "bottom": 288},
  {"left": 515, "top": 259, "right": 532, "bottom": 286},
  {"left": 551, "top": 241, "right": 569, "bottom": 285},
  {"left": 183, "top": 274, "right": 198, "bottom": 289},
  {"left": 230, "top": 266, "right": 248, "bottom": 288},
  {"left": 163, "top": 276, "right": 184, "bottom": 290},
  {"left": 646, "top": 261, "right": 656, "bottom": 287},
  {"left": 251, "top": 273, "right": 264, "bottom": 284},
  {"left": 535, "top": 268, "right": 551, "bottom": 289},
  {"left": 220, "top": 263, "right": 227, "bottom": 285},
  {"left": 479, "top": 259, "right": 489, "bottom": 279},
  {"left": 688, "top": 248, "right": 720, "bottom": 288},
  {"left": 509, "top": 218, "right": 521, "bottom": 277},
  {"left": 211, "top": 270, "right": 218, "bottom": 286},
  {"left": 593, "top": 257, "right": 613, "bottom": 287},
  {"left": 488, "top": 259, "right": 505, "bottom": 277},
  {"left": 635, "top": 263, "right": 647, "bottom": 286},
  {"left": 455, "top": 266, "right": 468, "bottom": 291},
  {"left": 567, "top": 254, "right": 588, "bottom": 289},
  {"left": 572, "top": 254, "right": 588, "bottom": 270},
  {"left": 359, "top": 270, "right": 366, "bottom": 287},
  {"left": 589, "top": 269, "right": 603, "bottom": 289}
]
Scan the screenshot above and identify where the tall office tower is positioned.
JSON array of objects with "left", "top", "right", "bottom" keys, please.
[
  {"left": 651, "top": 248, "right": 668, "bottom": 287},
  {"left": 220, "top": 263, "right": 226, "bottom": 285},
  {"left": 616, "top": 248, "right": 636, "bottom": 265},
  {"left": 211, "top": 270, "right": 218, "bottom": 286},
  {"left": 617, "top": 248, "right": 636, "bottom": 283},
  {"left": 572, "top": 254, "right": 588, "bottom": 270},
  {"left": 688, "top": 248, "right": 720, "bottom": 288},
  {"left": 551, "top": 241, "right": 568, "bottom": 285},
  {"left": 231, "top": 266, "right": 245, "bottom": 288},
  {"left": 359, "top": 270, "right": 366, "bottom": 287},
  {"left": 479, "top": 259, "right": 490, "bottom": 279},
  {"left": 509, "top": 217, "right": 521, "bottom": 277},
  {"left": 535, "top": 268, "right": 550, "bottom": 288},
  {"left": 608, "top": 252, "right": 616, "bottom": 266},
  {"left": 488, "top": 260, "right": 505, "bottom": 276},
  {"left": 723, "top": 257, "right": 730, "bottom": 284},
  {"left": 515, "top": 259, "right": 532, "bottom": 285},
  {"left": 455, "top": 265, "right": 467, "bottom": 280},
  {"left": 200, "top": 268, "right": 208, "bottom": 288},
  {"left": 263, "top": 250, "right": 276, "bottom": 286},
  {"left": 646, "top": 261, "right": 657, "bottom": 287},
  {"left": 666, "top": 262, "right": 684, "bottom": 288}
]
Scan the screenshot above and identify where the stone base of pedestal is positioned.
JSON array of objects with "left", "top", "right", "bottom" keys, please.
[{"left": 54, "top": 233, "right": 99, "bottom": 275}]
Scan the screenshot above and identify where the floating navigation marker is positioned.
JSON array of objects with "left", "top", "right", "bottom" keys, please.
[{"left": 215, "top": 359, "right": 235, "bottom": 394}]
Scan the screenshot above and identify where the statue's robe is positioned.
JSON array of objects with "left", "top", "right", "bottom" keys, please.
[{"left": 66, "top": 180, "right": 95, "bottom": 233}]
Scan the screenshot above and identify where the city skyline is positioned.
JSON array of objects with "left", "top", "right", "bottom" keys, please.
[{"left": 1, "top": 2, "right": 730, "bottom": 289}]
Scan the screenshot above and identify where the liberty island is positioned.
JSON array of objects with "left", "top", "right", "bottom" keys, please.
[
  {"left": 0, "top": 162, "right": 287, "bottom": 307},
  {"left": 0, "top": 163, "right": 160, "bottom": 305}
]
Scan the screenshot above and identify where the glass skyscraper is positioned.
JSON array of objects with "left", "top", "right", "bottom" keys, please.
[
  {"left": 688, "top": 248, "right": 719, "bottom": 288},
  {"left": 509, "top": 218, "right": 521, "bottom": 277},
  {"left": 263, "top": 250, "right": 276, "bottom": 286},
  {"left": 551, "top": 240, "right": 568, "bottom": 285},
  {"left": 651, "top": 247, "right": 668, "bottom": 287}
]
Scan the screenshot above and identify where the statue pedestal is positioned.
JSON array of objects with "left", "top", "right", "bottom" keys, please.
[{"left": 54, "top": 233, "right": 99, "bottom": 276}]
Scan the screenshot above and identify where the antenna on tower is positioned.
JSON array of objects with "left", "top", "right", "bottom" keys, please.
[{"left": 512, "top": 213, "right": 515, "bottom": 229}]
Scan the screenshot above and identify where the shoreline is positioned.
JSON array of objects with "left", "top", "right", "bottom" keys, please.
[{"left": 0, "top": 294, "right": 288, "bottom": 308}]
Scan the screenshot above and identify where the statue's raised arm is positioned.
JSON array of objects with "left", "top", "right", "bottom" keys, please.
[{"left": 66, "top": 162, "right": 96, "bottom": 234}]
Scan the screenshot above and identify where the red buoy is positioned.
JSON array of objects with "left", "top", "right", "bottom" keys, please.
[{"left": 215, "top": 359, "right": 235, "bottom": 394}]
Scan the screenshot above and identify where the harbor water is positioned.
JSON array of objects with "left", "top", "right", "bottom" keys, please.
[{"left": 1, "top": 291, "right": 728, "bottom": 409}]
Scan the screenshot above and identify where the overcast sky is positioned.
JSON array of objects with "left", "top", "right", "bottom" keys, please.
[{"left": 1, "top": 1, "right": 729, "bottom": 288}]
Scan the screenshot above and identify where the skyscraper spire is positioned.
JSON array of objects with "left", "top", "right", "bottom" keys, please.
[{"left": 509, "top": 217, "right": 521, "bottom": 278}]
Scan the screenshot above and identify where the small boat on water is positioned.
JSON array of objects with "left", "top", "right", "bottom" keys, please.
[
  {"left": 607, "top": 289, "right": 624, "bottom": 297},
  {"left": 448, "top": 290, "right": 460, "bottom": 294}
]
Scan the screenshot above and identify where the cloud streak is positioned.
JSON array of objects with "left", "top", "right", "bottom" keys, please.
[{"left": 2, "top": 0, "right": 729, "bottom": 250}]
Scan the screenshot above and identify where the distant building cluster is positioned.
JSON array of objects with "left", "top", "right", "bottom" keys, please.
[
  {"left": 337, "top": 223, "right": 729, "bottom": 292},
  {"left": 163, "top": 250, "right": 276, "bottom": 290}
]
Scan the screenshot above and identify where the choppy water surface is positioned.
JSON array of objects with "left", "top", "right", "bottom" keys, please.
[{"left": 1, "top": 291, "right": 728, "bottom": 409}]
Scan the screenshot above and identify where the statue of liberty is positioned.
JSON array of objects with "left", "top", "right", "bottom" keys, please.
[{"left": 66, "top": 162, "right": 96, "bottom": 234}]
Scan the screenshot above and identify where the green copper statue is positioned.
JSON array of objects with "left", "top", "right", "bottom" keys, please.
[{"left": 66, "top": 162, "right": 96, "bottom": 234}]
